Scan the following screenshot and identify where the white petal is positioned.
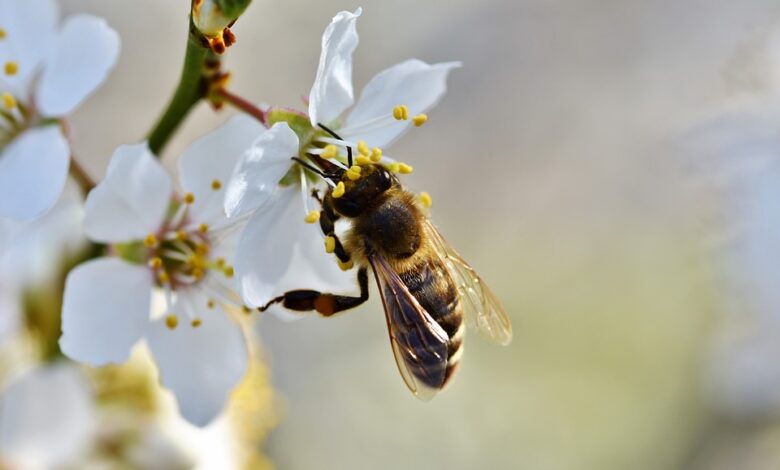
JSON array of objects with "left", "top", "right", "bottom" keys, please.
[
  {"left": 60, "top": 258, "right": 152, "bottom": 365},
  {"left": 341, "top": 60, "right": 461, "bottom": 148},
  {"left": 0, "top": 364, "right": 95, "bottom": 469},
  {"left": 83, "top": 143, "right": 171, "bottom": 243},
  {"left": 224, "top": 122, "right": 299, "bottom": 219},
  {"left": 307, "top": 8, "right": 362, "bottom": 126},
  {"left": 179, "top": 114, "right": 265, "bottom": 223},
  {"left": 36, "top": 14, "right": 120, "bottom": 117},
  {"left": 236, "top": 188, "right": 300, "bottom": 307},
  {"left": 0, "top": 126, "right": 69, "bottom": 220},
  {"left": 0, "top": 0, "right": 59, "bottom": 95},
  {"left": 146, "top": 304, "right": 248, "bottom": 427}
]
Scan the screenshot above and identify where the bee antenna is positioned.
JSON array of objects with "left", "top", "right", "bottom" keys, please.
[
  {"left": 292, "top": 157, "right": 327, "bottom": 178},
  {"left": 318, "top": 123, "right": 353, "bottom": 167}
]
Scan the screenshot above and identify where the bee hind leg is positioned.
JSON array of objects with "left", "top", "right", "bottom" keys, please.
[{"left": 258, "top": 267, "right": 369, "bottom": 317}]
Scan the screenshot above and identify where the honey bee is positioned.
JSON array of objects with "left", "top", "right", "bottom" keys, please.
[{"left": 259, "top": 125, "right": 512, "bottom": 399}]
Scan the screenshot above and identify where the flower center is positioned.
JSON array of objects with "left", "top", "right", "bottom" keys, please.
[{"left": 0, "top": 30, "right": 34, "bottom": 149}]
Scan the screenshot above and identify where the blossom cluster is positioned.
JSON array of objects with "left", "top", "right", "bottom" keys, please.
[{"left": 0, "top": 1, "right": 459, "bottom": 435}]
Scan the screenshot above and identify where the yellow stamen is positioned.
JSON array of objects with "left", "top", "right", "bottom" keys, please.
[
  {"left": 149, "top": 257, "right": 163, "bottom": 269},
  {"left": 419, "top": 192, "right": 433, "bottom": 208},
  {"left": 158, "top": 271, "right": 170, "bottom": 284},
  {"left": 175, "top": 229, "right": 187, "bottom": 241},
  {"left": 321, "top": 144, "right": 339, "bottom": 159},
  {"left": 165, "top": 315, "right": 179, "bottom": 330},
  {"left": 346, "top": 165, "right": 362, "bottom": 181},
  {"left": 199, "top": 223, "right": 209, "bottom": 233},
  {"left": 207, "top": 298, "right": 216, "bottom": 309},
  {"left": 305, "top": 210, "right": 320, "bottom": 224},
  {"left": 215, "top": 257, "right": 226, "bottom": 268},
  {"left": 324, "top": 235, "right": 336, "bottom": 254},
  {"left": 191, "top": 318, "right": 202, "bottom": 328},
  {"left": 332, "top": 181, "right": 346, "bottom": 198},
  {"left": 2, "top": 92, "right": 16, "bottom": 110},
  {"left": 338, "top": 259, "right": 354, "bottom": 271},
  {"left": 412, "top": 114, "right": 428, "bottom": 127},
  {"left": 0, "top": 28, "right": 6, "bottom": 39},
  {"left": 356, "top": 155, "right": 372, "bottom": 166},
  {"left": 370, "top": 147, "right": 383, "bottom": 163},
  {"left": 211, "top": 179, "right": 222, "bottom": 190},
  {"left": 392, "top": 104, "right": 409, "bottom": 120},
  {"left": 386, "top": 162, "right": 401, "bottom": 173},
  {"left": 224, "top": 265, "right": 235, "bottom": 278},
  {"left": 143, "top": 234, "right": 158, "bottom": 248},
  {"left": 398, "top": 163, "right": 414, "bottom": 174},
  {"left": 192, "top": 267, "right": 205, "bottom": 280},
  {"left": 183, "top": 192, "right": 195, "bottom": 204},
  {"left": 242, "top": 305, "right": 252, "bottom": 315},
  {"left": 195, "top": 243, "right": 209, "bottom": 256},
  {"left": 4, "top": 61, "right": 18, "bottom": 76},
  {"left": 357, "top": 140, "right": 370, "bottom": 156}
]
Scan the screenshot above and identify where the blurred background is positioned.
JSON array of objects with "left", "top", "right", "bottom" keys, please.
[{"left": 6, "top": 0, "right": 780, "bottom": 468}]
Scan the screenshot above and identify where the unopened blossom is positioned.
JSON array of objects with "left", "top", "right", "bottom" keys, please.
[
  {"left": 0, "top": 0, "right": 120, "bottom": 220},
  {"left": 60, "top": 116, "right": 262, "bottom": 426},
  {"left": 223, "top": 8, "right": 459, "bottom": 309}
]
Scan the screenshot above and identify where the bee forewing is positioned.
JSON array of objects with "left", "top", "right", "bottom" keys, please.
[
  {"left": 369, "top": 254, "right": 449, "bottom": 400},
  {"left": 423, "top": 221, "right": 513, "bottom": 345}
]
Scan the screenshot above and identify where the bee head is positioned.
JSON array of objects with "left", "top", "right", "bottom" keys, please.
[{"left": 331, "top": 164, "right": 395, "bottom": 217}]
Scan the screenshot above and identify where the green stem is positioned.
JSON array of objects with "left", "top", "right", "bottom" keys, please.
[{"left": 147, "top": 24, "right": 216, "bottom": 155}]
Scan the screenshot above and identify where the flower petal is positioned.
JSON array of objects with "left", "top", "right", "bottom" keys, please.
[
  {"left": 36, "top": 14, "right": 120, "bottom": 117},
  {"left": 146, "top": 304, "right": 248, "bottom": 427},
  {"left": 83, "top": 143, "right": 171, "bottom": 243},
  {"left": 0, "top": 364, "right": 95, "bottom": 469},
  {"left": 224, "top": 122, "right": 299, "bottom": 219},
  {"left": 0, "top": 0, "right": 59, "bottom": 96},
  {"left": 307, "top": 8, "right": 361, "bottom": 126},
  {"left": 60, "top": 257, "right": 152, "bottom": 365},
  {"left": 180, "top": 114, "right": 265, "bottom": 223},
  {"left": 341, "top": 59, "right": 461, "bottom": 148},
  {"left": 0, "top": 126, "right": 69, "bottom": 221},
  {"left": 236, "top": 188, "right": 299, "bottom": 307}
]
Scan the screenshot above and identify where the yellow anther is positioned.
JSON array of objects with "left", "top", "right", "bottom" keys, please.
[
  {"left": 224, "top": 265, "right": 235, "bottom": 278},
  {"left": 183, "top": 192, "right": 195, "bottom": 204},
  {"left": 356, "top": 155, "right": 372, "bottom": 166},
  {"left": 242, "top": 305, "right": 252, "bottom": 315},
  {"left": 215, "top": 257, "right": 226, "bottom": 268},
  {"left": 357, "top": 140, "right": 370, "bottom": 156},
  {"left": 192, "top": 267, "right": 205, "bottom": 280},
  {"left": 4, "top": 61, "right": 18, "bottom": 76},
  {"left": 175, "top": 229, "right": 187, "bottom": 241},
  {"left": 207, "top": 298, "right": 216, "bottom": 309},
  {"left": 198, "top": 223, "right": 209, "bottom": 233},
  {"left": 393, "top": 104, "right": 409, "bottom": 120},
  {"left": 149, "top": 257, "right": 163, "bottom": 269},
  {"left": 370, "top": 147, "right": 383, "bottom": 163},
  {"left": 332, "top": 181, "right": 345, "bottom": 198},
  {"left": 191, "top": 318, "right": 202, "bottom": 328},
  {"left": 0, "top": 28, "right": 6, "bottom": 39},
  {"left": 412, "top": 114, "right": 428, "bottom": 127},
  {"left": 324, "top": 235, "right": 336, "bottom": 254},
  {"left": 2, "top": 92, "right": 16, "bottom": 110},
  {"left": 398, "top": 163, "right": 414, "bottom": 174},
  {"left": 305, "top": 210, "right": 320, "bottom": 224},
  {"left": 158, "top": 271, "right": 170, "bottom": 284},
  {"left": 386, "top": 162, "right": 401, "bottom": 173},
  {"left": 143, "top": 234, "right": 158, "bottom": 248},
  {"left": 346, "top": 165, "right": 362, "bottom": 181},
  {"left": 165, "top": 315, "right": 179, "bottom": 330},
  {"left": 338, "top": 259, "right": 354, "bottom": 271},
  {"left": 419, "top": 191, "right": 433, "bottom": 208},
  {"left": 211, "top": 179, "right": 222, "bottom": 190},
  {"left": 321, "top": 144, "right": 339, "bottom": 159}
]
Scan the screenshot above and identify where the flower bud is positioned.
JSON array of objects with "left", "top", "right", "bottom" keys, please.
[{"left": 192, "top": 0, "right": 252, "bottom": 37}]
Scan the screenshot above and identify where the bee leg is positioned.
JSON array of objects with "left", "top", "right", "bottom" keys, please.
[
  {"left": 258, "top": 268, "right": 369, "bottom": 317},
  {"left": 319, "top": 203, "right": 351, "bottom": 264}
]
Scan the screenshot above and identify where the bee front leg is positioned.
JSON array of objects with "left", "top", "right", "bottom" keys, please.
[
  {"left": 258, "top": 268, "right": 369, "bottom": 317},
  {"left": 319, "top": 202, "right": 351, "bottom": 265}
]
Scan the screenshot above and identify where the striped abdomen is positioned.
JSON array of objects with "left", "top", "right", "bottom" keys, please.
[{"left": 397, "top": 256, "right": 464, "bottom": 388}]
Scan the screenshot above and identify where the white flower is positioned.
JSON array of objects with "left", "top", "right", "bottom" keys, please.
[
  {"left": 0, "top": 363, "right": 96, "bottom": 470},
  {"left": 224, "top": 8, "right": 459, "bottom": 310},
  {"left": 0, "top": 0, "right": 120, "bottom": 220},
  {"left": 60, "top": 115, "right": 263, "bottom": 426}
]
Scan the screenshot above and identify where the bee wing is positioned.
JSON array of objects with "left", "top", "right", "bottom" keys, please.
[
  {"left": 423, "top": 220, "right": 513, "bottom": 345},
  {"left": 368, "top": 254, "right": 450, "bottom": 401}
]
